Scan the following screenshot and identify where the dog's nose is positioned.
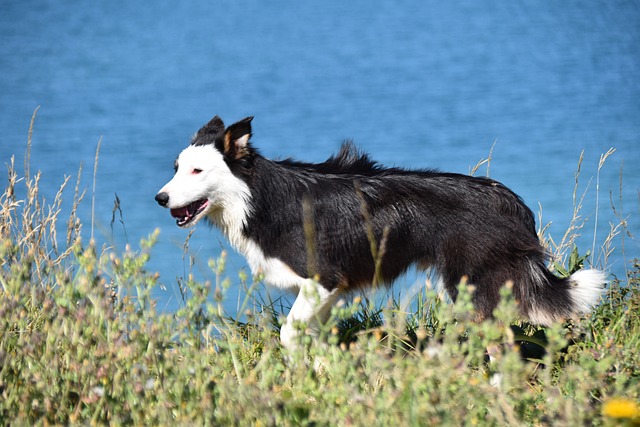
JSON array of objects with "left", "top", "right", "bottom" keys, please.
[{"left": 155, "top": 192, "right": 169, "bottom": 207}]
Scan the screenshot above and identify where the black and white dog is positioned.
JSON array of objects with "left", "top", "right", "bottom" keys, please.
[{"left": 155, "top": 116, "right": 605, "bottom": 351}]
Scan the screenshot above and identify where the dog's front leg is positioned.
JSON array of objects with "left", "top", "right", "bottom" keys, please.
[{"left": 280, "top": 279, "right": 340, "bottom": 355}]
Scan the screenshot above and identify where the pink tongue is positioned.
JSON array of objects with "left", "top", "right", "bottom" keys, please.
[{"left": 170, "top": 206, "right": 190, "bottom": 219}]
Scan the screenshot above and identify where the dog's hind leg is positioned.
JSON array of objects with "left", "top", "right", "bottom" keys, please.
[{"left": 280, "top": 279, "right": 340, "bottom": 354}]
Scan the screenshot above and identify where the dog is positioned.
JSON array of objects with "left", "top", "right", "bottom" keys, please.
[{"left": 155, "top": 115, "right": 605, "bottom": 351}]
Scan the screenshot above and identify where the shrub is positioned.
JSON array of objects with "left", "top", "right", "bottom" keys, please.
[{"left": 0, "top": 121, "right": 637, "bottom": 425}]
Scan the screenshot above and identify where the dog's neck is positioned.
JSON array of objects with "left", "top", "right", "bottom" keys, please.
[{"left": 205, "top": 182, "right": 252, "bottom": 253}]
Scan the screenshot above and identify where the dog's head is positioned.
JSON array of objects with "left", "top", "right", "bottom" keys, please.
[{"left": 155, "top": 116, "right": 254, "bottom": 228}]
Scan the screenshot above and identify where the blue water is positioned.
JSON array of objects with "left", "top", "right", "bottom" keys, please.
[{"left": 1, "top": 1, "right": 639, "bottom": 313}]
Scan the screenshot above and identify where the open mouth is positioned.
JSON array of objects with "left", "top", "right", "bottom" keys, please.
[{"left": 170, "top": 199, "right": 210, "bottom": 227}]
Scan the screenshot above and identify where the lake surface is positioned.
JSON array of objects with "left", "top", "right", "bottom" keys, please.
[{"left": 1, "top": 1, "right": 638, "bottom": 313}]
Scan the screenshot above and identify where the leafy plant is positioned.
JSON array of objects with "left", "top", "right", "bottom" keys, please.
[{"left": 0, "top": 121, "right": 638, "bottom": 425}]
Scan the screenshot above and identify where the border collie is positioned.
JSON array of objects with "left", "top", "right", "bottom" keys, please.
[{"left": 155, "top": 116, "right": 605, "bottom": 351}]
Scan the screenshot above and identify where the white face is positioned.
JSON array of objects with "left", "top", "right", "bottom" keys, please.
[{"left": 157, "top": 144, "right": 247, "bottom": 228}]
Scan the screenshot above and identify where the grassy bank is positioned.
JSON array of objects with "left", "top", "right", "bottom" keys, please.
[{"left": 1, "top": 136, "right": 639, "bottom": 425}]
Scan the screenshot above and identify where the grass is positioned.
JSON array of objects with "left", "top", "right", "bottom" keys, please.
[{"left": 1, "top": 121, "right": 639, "bottom": 426}]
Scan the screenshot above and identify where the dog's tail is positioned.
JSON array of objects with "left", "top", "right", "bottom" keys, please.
[{"left": 523, "top": 263, "right": 606, "bottom": 326}]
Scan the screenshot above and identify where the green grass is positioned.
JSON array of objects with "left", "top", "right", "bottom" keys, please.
[{"left": 1, "top": 123, "right": 639, "bottom": 425}]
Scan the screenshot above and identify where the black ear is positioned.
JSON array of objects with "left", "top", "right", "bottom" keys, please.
[
  {"left": 192, "top": 115, "right": 225, "bottom": 146},
  {"left": 219, "top": 116, "right": 253, "bottom": 160}
]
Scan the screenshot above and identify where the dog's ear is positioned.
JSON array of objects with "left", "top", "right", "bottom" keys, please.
[
  {"left": 220, "top": 116, "right": 253, "bottom": 160},
  {"left": 202, "top": 115, "right": 226, "bottom": 135},
  {"left": 193, "top": 115, "right": 225, "bottom": 146}
]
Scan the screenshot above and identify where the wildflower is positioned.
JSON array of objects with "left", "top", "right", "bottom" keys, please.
[
  {"left": 91, "top": 386, "right": 105, "bottom": 398},
  {"left": 602, "top": 397, "right": 640, "bottom": 420}
]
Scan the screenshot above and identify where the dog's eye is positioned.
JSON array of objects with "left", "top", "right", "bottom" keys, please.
[{"left": 192, "top": 168, "right": 202, "bottom": 174}]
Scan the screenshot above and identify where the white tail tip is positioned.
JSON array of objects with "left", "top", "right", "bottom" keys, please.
[{"left": 569, "top": 269, "right": 607, "bottom": 313}]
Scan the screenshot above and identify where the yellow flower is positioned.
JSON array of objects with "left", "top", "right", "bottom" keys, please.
[{"left": 602, "top": 397, "right": 640, "bottom": 419}]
